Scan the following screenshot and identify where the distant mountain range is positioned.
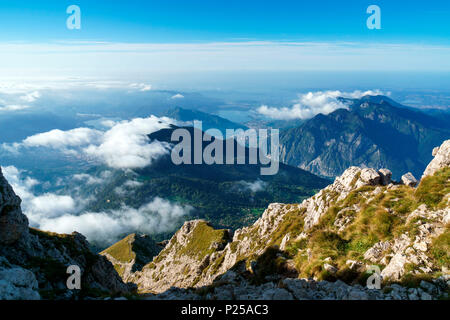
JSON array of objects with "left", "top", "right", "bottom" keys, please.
[
  {"left": 279, "top": 96, "right": 450, "bottom": 179},
  {"left": 162, "top": 99, "right": 450, "bottom": 180}
]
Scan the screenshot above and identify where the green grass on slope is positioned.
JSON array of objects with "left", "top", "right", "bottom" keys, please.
[
  {"left": 278, "top": 167, "right": 449, "bottom": 283},
  {"left": 430, "top": 232, "right": 450, "bottom": 269},
  {"left": 101, "top": 234, "right": 135, "bottom": 263},
  {"left": 415, "top": 167, "right": 450, "bottom": 209}
]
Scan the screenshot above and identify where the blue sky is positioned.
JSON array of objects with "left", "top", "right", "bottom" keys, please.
[
  {"left": 0, "top": 0, "right": 449, "bottom": 79},
  {"left": 0, "top": 0, "right": 448, "bottom": 43}
]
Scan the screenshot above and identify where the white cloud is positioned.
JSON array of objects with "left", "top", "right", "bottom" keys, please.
[
  {"left": 29, "top": 194, "right": 77, "bottom": 219},
  {"left": 100, "top": 120, "right": 117, "bottom": 128},
  {"left": 2, "top": 165, "right": 191, "bottom": 245},
  {"left": 73, "top": 173, "right": 110, "bottom": 185},
  {"left": 129, "top": 83, "right": 152, "bottom": 92},
  {"left": 113, "top": 186, "right": 127, "bottom": 196},
  {"left": 0, "top": 88, "right": 40, "bottom": 112},
  {"left": 0, "top": 79, "right": 157, "bottom": 93},
  {"left": 22, "top": 127, "right": 103, "bottom": 150},
  {"left": 257, "top": 89, "right": 385, "bottom": 120},
  {"left": 0, "top": 41, "right": 449, "bottom": 79},
  {"left": 123, "top": 180, "right": 143, "bottom": 188},
  {"left": 237, "top": 179, "right": 267, "bottom": 193},
  {"left": 0, "top": 104, "right": 31, "bottom": 111},
  {"left": 114, "top": 179, "right": 144, "bottom": 196},
  {"left": 37, "top": 198, "right": 192, "bottom": 245},
  {"left": 342, "top": 89, "right": 385, "bottom": 99},
  {"left": 83, "top": 116, "right": 174, "bottom": 169},
  {"left": 2, "top": 166, "right": 39, "bottom": 197},
  {"left": 8, "top": 115, "right": 176, "bottom": 170},
  {"left": 2, "top": 166, "right": 79, "bottom": 223},
  {"left": 171, "top": 93, "right": 184, "bottom": 99},
  {"left": 20, "top": 91, "right": 41, "bottom": 102}
]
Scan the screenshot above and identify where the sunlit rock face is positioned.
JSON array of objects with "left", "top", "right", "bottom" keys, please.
[{"left": 423, "top": 140, "right": 450, "bottom": 178}]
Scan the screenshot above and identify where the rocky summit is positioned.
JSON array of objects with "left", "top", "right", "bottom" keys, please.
[{"left": 103, "top": 140, "right": 449, "bottom": 300}]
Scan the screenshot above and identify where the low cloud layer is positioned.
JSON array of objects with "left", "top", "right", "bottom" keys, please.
[
  {"left": 1, "top": 41, "right": 449, "bottom": 80},
  {"left": 129, "top": 83, "right": 152, "bottom": 92},
  {"left": 0, "top": 87, "right": 41, "bottom": 112},
  {"left": 2, "top": 165, "right": 192, "bottom": 245},
  {"left": 73, "top": 171, "right": 112, "bottom": 185},
  {"left": 38, "top": 198, "right": 192, "bottom": 245},
  {"left": 23, "top": 128, "right": 103, "bottom": 150},
  {"left": 83, "top": 117, "right": 173, "bottom": 169},
  {"left": 171, "top": 93, "right": 184, "bottom": 99},
  {"left": 2, "top": 166, "right": 81, "bottom": 223},
  {"left": 235, "top": 179, "right": 267, "bottom": 193},
  {"left": 20, "top": 91, "right": 41, "bottom": 103},
  {"left": 257, "top": 90, "right": 385, "bottom": 120},
  {"left": 7, "top": 116, "right": 176, "bottom": 170},
  {"left": 114, "top": 179, "right": 144, "bottom": 196},
  {"left": 0, "top": 104, "right": 31, "bottom": 111}
]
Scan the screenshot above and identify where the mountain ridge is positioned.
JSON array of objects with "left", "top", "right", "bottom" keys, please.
[{"left": 280, "top": 95, "right": 450, "bottom": 179}]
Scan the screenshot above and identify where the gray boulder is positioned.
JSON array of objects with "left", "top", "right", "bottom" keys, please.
[
  {"left": 378, "top": 168, "right": 392, "bottom": 185},
  {"left": 401, "top": 172, "right": 418, "bottom": 187}
]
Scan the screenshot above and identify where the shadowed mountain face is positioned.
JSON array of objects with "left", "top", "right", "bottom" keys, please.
[
  {"left": 280, "top": 96, "right": 450, "bottom": 179},
  {"left": 85, "top": 126, "right": 329, "bottom": 233}
]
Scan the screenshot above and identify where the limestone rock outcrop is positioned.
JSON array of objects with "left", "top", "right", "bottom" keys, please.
[
  {"left": 422, "top": 139, "right": 450, "bottom": 178},
  {"left": 401, "top": 172, "right": 418, "bottom": 187},
  {"left": 130, "top": 220, "right": 231, "bottom": 293}
]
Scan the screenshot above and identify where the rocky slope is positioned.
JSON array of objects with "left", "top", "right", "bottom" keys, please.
[
  {"left": 0, "top": 167, "right": 134, "bottom": 300},
  {"left": 108, "top": 139, "right": 450, "bottom": 300},
  {"left": 280, "top": 96, "right": 450, "bottom": 179},
  {"left": 129, "top": 220, "right": 232, "bottom": 293}
]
